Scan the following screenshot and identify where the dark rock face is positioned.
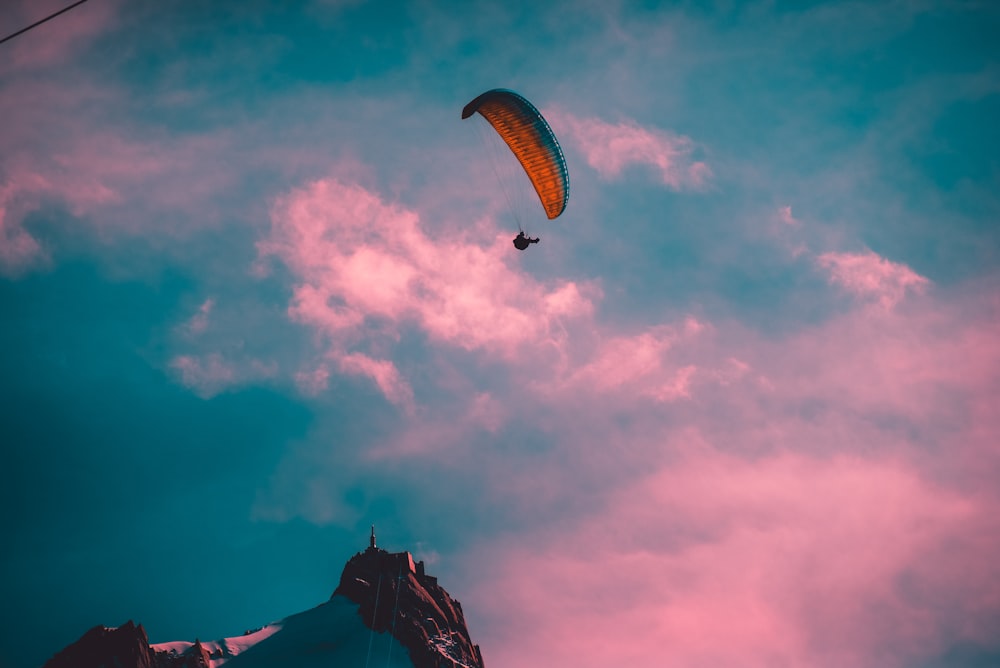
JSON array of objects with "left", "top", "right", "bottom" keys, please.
[
  {"left": 43, "top": 621, "right": 156, "bottom": 668},
  {"left": 334, "top": 545, "right": 485, "bottom": 668},
  {"left": 44, "top": 622, "right": 217, "bottom": 668}
]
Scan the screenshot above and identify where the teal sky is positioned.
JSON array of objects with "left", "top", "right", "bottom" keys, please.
[{"left": 2, "top": 2, "right": 999, "bottom": 667}]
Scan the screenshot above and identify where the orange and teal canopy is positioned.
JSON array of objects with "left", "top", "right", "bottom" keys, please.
[{"left": 462, "top": 89, "right": 569, "bottom": 220}]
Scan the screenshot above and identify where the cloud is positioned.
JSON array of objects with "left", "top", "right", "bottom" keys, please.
[
  {"left": 453, "top": 284, "right": 1000, "bottom": 668},
  {"left": 362, "top": 391, "right": 506, "bottom": 461},
  {"left": 552, "top": 317, "right": 707, "bottom": 402},
  {"left": 0, "top": 95, "right": 237, "bottom": 272},
  {"left": 294, "top": 365, "right": 332, "bottom": 397},
  {"left": 176, "top": 298, "right": 215, "bottom": 337},
  {"left": 775, "top": 205, "right": 813, "bottom": 258},
  {"left": 337, "top": 352, "right": 415, "bottom": 414},
  {"left": 778, "top": 205, "right": 800, "bottom": 226},
  {"left": 0, "top": 69, "right": 282, "bottom": 277},
  {"left": 467, "top": 447, "right": 997, "bottom": 668},
  {"left": 258, "top": 176, "right": 597, "bottom": 404},
  {"left": 170, "top": 354, "right": 235, "bottom": 398},
  {"left": 550, "top": 110, "right": 712, "bottom": 189},
  {"left": 817, "top": 249, "right": 930, "bottom": 309},
  {"left": 0, "top": 182, "right": 48, "bottom": 276},
  {"left": 169, "top": 353, "right": 277, "bottom": 399},
  {"left": 0, "top": 0, "right": 119, "bottom": 75},
  {"left": 0, "top": 5, "right": 161, "bottom": 278},
  {"left": 444, "top": 270, "right": 1000, "bottom": 668}
]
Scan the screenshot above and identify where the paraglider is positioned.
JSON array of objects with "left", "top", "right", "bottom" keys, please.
[
  {"left": 512, "top": 231, "right": 540, "bottom": 250},
  {"left": 462, "top": 88, "right": 568, "bottom": 250}
]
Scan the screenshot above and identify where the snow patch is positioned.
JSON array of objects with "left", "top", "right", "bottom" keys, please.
[
  {"left": 150, "top": 596, "right": 411, "bottom": 667},
  {"left": 429, "top": 632, "right": 475, "bottom": 668}
]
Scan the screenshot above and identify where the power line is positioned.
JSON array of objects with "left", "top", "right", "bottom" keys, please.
[{"left": 0, "top": 0, "right": 92, "bottom": 47}]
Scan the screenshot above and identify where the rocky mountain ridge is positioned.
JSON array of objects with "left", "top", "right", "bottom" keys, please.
[
  {"left": 334, "top": 530, "right": 485, "bottom": 668},
  {"left": 42, "top": 531, "right": 485, "bottom": 668}
]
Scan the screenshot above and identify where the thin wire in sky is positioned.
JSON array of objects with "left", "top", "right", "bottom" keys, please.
[{"left": 0, "top": 0, "right": 92, "bottom": 47}]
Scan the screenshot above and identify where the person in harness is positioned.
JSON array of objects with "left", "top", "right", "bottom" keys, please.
[{"left": 513, "top": 230, "right": 540, "bottom": 250}]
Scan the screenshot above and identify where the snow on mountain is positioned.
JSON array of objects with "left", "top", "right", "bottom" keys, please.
[{"left": 151, "top": 595, "right": 412, "bottom": 667}]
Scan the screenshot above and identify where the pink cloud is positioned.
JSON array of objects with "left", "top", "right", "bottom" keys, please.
[
  {"left": 553, "top": 318, "right": 707, "bottom": 402},
  {"left": 0, "top": 182, "right": 48, "bottom": 276},
  {"left": 466, "top": 449, "right": 997, "bottom": 668},
  {"left": 438, "top": 283, "right": 1000, "bottom": 668},
  {"left": 771, "top": 205, "right": 810, "bottom": 258},
  {"left": 778, "top": 205, "right": 800, "bottom": 226},
  {"left": 337, "top": 352, "right": 415, "bottom": 413},
  {"left": 170, "top": 354, "right": 235, "bottom": 398},
  {"left": 294, "top": 365, "right": 332, "bottom": 397},
  {"left": 762, "top": 307, "right": 995, "bottom": 423},
  {"left": 0, "top": 0, "right": 119, "bottom": 74},
  {"left": 257, "top": 172, "right": 741, "bottom": 427},
  {"left": 817, "top": 249, "right": 930, "bottom": 308},
  {"left": 259, "top": 177, "right": 597, "bottom": 404},
  {"left": 176, "top": 298, "right": 215, "bottom": 337},
  {"left": 362, "top": 391, "right": 507, "bottom": 461},
  {"left": 0, "top": 71, "right": 259, "bottom": 276},
  {"left": 0, "top": 116, "right": 235, "bottom": 273},
  {"left": 169, "top": 353, "right": 277, "bottom": 399},
  {"left": 549, "top": 109, "right": 712, "bottom": 189}
]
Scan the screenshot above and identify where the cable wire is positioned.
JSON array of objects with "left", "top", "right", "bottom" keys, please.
[
  {"left": 1, "top": 0, "right": 92, "bottom": 47},
  {"left": 364, "top": 572, "right": 383, "bottom": 668},
  {"left": 385, "top": 565, "right": 404, "bottom": 667}
]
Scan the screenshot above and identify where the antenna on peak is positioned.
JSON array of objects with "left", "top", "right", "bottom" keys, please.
[{"left": 369, "top": 524, "right": 377, "bottom": 550}]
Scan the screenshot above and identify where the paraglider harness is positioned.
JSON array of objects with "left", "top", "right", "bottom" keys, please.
[{"left": 513, "top": 230, "right": 540, "bottom": 251}]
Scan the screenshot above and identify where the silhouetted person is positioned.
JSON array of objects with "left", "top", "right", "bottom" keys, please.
[{"left": 513, "top": 231, "right": 540, "bottom": 250}]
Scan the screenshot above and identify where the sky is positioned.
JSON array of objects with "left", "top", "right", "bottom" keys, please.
[{"left": 1, "top": 1, "right": 998, "bottom": 667}]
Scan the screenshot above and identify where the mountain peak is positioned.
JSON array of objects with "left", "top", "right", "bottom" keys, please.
[
  {"left": 334, "top": 536, "right": 485, "bottom": 668},
  {"left": 43, "top": 621, "right": 155, "bottom": 668},
  {"left": 41, "top": 536, "right": 485, "bottom": 668}
]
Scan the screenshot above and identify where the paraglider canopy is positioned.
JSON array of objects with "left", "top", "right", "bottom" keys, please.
[{"left": 462, "top": 88, "right": 569, "bottom": 220}]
